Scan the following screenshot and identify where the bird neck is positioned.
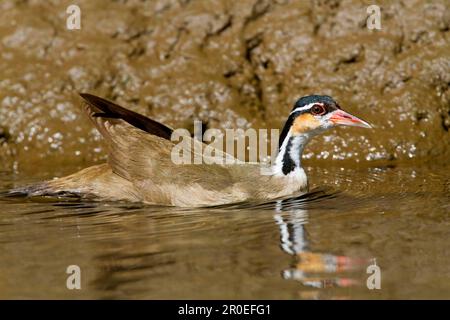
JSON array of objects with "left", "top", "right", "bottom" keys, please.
[{"left": 272, "top": 130, "right": 312, "bottom": 177}]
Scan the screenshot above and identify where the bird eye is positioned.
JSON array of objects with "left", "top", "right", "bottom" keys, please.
[{"left": 311, "top": 104, "right": 326, "bottom": 116}]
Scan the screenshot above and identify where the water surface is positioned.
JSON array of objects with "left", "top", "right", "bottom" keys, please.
[{"left": 0, "top": 165, "right": 448, "bottom": 299}]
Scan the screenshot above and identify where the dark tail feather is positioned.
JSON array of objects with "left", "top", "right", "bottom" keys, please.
[{"left": 79, "top": 93, "right": 173, "bottom": 140}]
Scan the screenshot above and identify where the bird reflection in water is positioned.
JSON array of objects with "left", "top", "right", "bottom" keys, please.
[{"left": 273, "top": 196, "right": 368, "bottom": 298}]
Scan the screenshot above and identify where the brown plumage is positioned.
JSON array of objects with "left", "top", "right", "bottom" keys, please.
[
  {"left": 15, "top": 93, "right": 371, "bottom": 207},
  {"left": 19, "top": 94, "right": 307, "bottom": 207}
]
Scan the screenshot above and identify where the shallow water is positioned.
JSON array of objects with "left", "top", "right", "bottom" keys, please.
[{"left": 0, "top": 164, "right": 449, "bottom": 299}]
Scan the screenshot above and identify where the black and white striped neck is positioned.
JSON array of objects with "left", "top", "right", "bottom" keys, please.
[{"left": 272, "top": 129, "right": 312, "bottom": 177}]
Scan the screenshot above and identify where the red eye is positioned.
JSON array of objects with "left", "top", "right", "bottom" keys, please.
[{"left": 311, "top": 104, "right": 326, "bottom": 115}]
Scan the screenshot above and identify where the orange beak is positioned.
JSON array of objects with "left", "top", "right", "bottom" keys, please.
[{"left": 329, "top": 110, "right": 372, "bottom": 129}]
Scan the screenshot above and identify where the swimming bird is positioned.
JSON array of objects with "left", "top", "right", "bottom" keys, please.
[{"left": 16, "top": 94, "right": 371, "bottom": 207}]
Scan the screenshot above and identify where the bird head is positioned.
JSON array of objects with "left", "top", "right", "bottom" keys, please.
[{"left": 279, "top": 95, "right": 371, "bottom": 147}]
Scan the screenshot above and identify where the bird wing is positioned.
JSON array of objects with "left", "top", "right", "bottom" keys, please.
[{"left": 79, "top": 93, "right": 236, "bottom": 189}]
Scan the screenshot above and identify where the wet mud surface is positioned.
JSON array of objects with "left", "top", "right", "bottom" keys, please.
[
  {"left": 1, "top": 0, "right": 449, "bottom": 172},
  {"left": 0, "top": 0, "right": 449, "bottom": 300}
]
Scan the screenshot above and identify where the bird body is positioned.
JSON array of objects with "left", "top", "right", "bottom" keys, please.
[
  {"left": 16, "top": 94, "right": 370, "bottom": 207},
  {"left": 38, "top": 162, "right": 307, "bottom": 207}
]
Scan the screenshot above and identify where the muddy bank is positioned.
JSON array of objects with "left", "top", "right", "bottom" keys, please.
[{"left": 0, "top": 0, "right": 449, "bottom": 173}]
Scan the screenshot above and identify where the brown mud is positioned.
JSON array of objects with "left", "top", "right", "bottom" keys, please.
[{"left": 0, "top": 0, "right": 449, "bottom": 173}]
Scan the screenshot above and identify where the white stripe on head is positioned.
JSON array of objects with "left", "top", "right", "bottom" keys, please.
[{"left": 290, "top": 102, "right": 323, "bottom": 115}]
